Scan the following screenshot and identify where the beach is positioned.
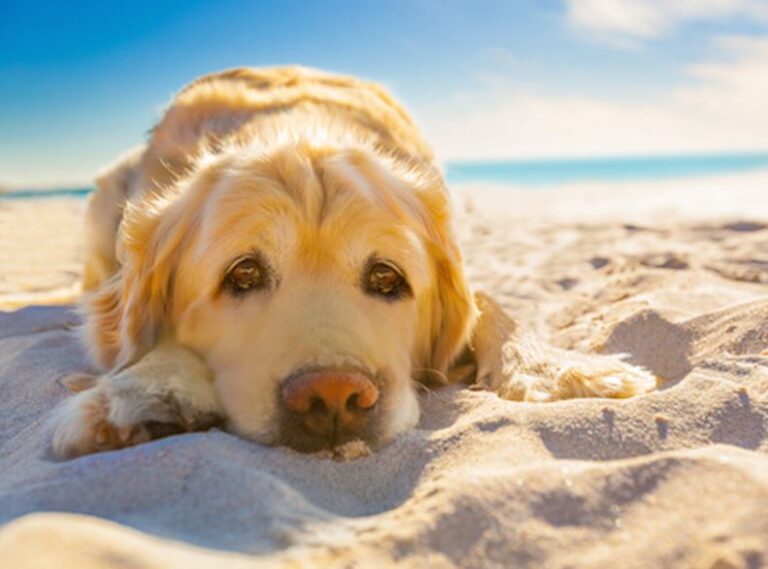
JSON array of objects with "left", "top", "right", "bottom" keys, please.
[
  {"left": 1, "top": 172, "right": 768, "bottom": 567},
  {"left": 0, "top": 197, "right": 84, "bottom": 309}
]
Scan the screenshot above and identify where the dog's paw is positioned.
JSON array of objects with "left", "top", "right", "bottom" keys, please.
[
  {"left": 494, "top": 353, "right": 658, "bottom": 402},
  {"left": 50, "top": 382, "right": 150, "bottom": 458},
  {"left": 552, "top": 357, "right": 658, "bottom": 400}
]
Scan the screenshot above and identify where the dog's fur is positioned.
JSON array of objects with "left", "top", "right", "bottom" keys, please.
[{"left": 51, "top": 67, "right": 656, "bottom": 458}]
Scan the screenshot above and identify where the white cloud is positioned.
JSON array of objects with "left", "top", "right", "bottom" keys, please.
[
  {"left": 564, "top": 0, "right": 768, "bottom": 45},
  {"left": 679, "top": 34, "right": 768, "bottom": 111},
  {"left": 418, "top": 34, "right": 768, "bottom": 160}
]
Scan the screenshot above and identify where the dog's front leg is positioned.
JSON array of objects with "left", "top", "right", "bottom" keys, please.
[
  {"left": 50, "top": 340, "right": 223, "bottom": 458},
  {"left": 470, "top": 292, "right": 657, "bottom": 402}
]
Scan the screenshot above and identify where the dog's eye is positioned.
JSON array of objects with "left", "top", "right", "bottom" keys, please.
[
  {"left": 365, "top": 261, "right": 410, "bottom": 300},
  {"left": 224, "top": 257, "right": 266, "bottom": 294}
]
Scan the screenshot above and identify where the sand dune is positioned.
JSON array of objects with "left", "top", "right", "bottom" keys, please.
[{"left": 1, "top": 180, "right": 767, "bottom": 568}]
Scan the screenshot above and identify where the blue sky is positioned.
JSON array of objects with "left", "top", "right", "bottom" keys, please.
[{"left": 2, "top": 0, "right": 767, "bottom": 187}]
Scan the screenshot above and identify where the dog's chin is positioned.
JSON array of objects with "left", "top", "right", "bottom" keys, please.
[
  {"left": 274, "top": 407, "right": 383, "bottom": 455},
  {"left": 277, "top": 428, "right": 378, "bottom": 457},
  {"left": 226, "top": 414, "right": 381, "bottom": 457}
]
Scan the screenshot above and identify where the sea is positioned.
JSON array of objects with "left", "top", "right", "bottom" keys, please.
[{"left": 3, "top": 152, "right": 768, "bottom": 200}]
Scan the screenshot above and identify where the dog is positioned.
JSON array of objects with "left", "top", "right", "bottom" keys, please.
[{"left": 50, "top": 67, "right": 656, "bottom": 458}]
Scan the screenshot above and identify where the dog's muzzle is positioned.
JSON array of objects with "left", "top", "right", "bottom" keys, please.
[{"left": 279, "top": 370, "right": 380, "bottom": 451}]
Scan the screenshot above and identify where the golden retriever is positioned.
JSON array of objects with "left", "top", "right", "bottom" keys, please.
[{"left": 50, "top": 67, "right": 656, "bottom": 458}]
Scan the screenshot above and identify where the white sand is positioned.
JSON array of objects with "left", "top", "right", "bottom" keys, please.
[
  {"left": 0, "top": 199, "right": 84, "bottom": 309},
  {"left": 1, "top": 174, "right": 768, "bottom": 567}
]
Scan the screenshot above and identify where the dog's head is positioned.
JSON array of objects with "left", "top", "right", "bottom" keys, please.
[{"left": 85, "top": 139, "right": 474, "bottom": 452}]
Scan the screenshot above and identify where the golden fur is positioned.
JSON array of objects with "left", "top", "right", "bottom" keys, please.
[{"left": 51, "top": 67, "right": 655, "bottom": 458}]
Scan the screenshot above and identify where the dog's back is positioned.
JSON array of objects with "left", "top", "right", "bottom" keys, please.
[{"left": 141, "top": 66, "right": 435, "bottom": 196}]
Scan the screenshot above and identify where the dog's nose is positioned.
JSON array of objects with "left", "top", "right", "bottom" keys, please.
[
  {"left": 282, "top": 371, "right": 379, "bottom": 419},
  {"left": 280, "top": 371, "right": 380, "bottom": 450}
]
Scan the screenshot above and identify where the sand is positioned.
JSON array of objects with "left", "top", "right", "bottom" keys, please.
[
  {"left": 1, "top": 172, "right": 768, "bottom": 568},
  {"left": 0, "top": 199, "right": 84, "bottom": 309}
]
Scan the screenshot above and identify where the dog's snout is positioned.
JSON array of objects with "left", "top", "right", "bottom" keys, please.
[
  {"left": 279, "top": 370, "right": 381, "bottom": 451},
  {"left": 282, "top": 371, "right": 379, "bottom": 417}
]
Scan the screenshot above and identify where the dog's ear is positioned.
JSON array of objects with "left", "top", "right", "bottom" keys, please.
[
  {"left": 399, "top": 175, "right": 476, "bottom": 383},
  {"left": 82, "top": 146, "right": 145, "bottom": 291},
  {"left": 82, "top": 195, "right": 182, "bottom": 371},
  {"left": 429, "top": 248, "right": 476, "bottom": 379}
]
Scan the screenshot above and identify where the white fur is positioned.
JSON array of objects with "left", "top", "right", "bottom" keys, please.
[{"left": 50, "top": 340, "right": 221, "bottom": 457}]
